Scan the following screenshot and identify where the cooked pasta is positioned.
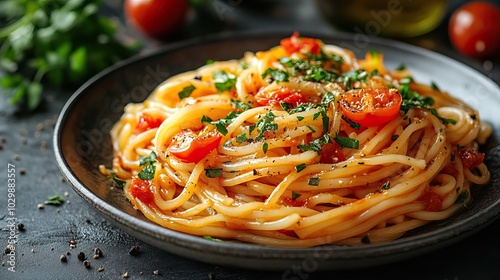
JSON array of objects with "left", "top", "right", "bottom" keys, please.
[{"left": 100, "top": 33, "right": 491, "bottom": 247}]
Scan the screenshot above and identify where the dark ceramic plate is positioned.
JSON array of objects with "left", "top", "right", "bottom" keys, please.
[{"left": 54, "top": 31, "right": 500, "bottom": 271}]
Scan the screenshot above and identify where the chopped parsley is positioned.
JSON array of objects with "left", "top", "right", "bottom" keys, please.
[
  {"left": 455, "top": 191, "right": 469, "bottom": 205},
  {"left": 380, "top": 181, "right": 391, "bottom": 190},
  {"left": 205, "top": 168, "right": 223, "bottom": 178},
  {"left": 295, "top": 163, "right": 307, "bottom": 172},
  {"left": 213, "top": 71, "right": 236, "bottom": 92},
  {"left": 108, "top": 172, "right": 126, "bottom": 188},
  {"left": 334, "top": 135, "right": 359, "bottom": 149},
  {"left": 399, "top": 77, "right": 456, "bottom": 125},
  {"left": 254, "top": 111, "right": 278, "bottom": 141},
  {"left": 138, "top": 151, "right": 157, "bottom": 180},
  {"left": 44, "top": 195, "right": 65, "bottom": 206},
  {"left": 291, "top": 191, "right": 302, "bottom": 200},
  {"left": 178, "top": 84, "right": 196, "bottom": 99},
  {"left": 262, "top": 68, "right": 290, "bottom": 82},
  {"left": 308, "top": 177, "right": 320, "bottom": 186},
  {"left": 262, "top": 142, "right": 269, "bottom": 154}
]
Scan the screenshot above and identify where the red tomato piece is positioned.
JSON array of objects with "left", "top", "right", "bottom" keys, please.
[
  {"left": 168, "top": 130, "right": 222, "bottom": 163},
  {"left": 129, "top": 177, "right": 154, "bottom": 204},
  {"left": 125, "top": 0, "right": 189, "bottom": 38},
  {"left": 448, "top": 1, "right": 500, "bottom": 58},
  {"left": 135, "top": 113, "right": 164, "bottom": 134},
  {"left": 255, "top": 87, "right": 307, "bottom": 107},
  {"left": 419, "top": 192, "right": 442, "bottom": 212},
  {"left": 280, "top": 32, "right": 322, "bottom": 55},
  {"left": 458, "top": 148, "right": 485, "bottom": 170},
  {"left": 282, "top": 197, "right": 306, "bottom": 207},
  {"left": 320, "top": 142, "right": 346, "bottom": 164},
  {"left": 339, "top": 88, "right": 402, "bottom": 127}
]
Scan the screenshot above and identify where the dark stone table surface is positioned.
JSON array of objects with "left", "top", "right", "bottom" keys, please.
[{"left": 1, "top": 1, "right": 499, "bottom": 279}]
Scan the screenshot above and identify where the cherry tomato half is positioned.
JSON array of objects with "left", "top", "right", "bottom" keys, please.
[
  {"left": 255, "top": 87, "right": 307, "bottom": 108},
  {"left": 339, "top": 88, "right": 402, "bottom": 127},
  {"left": 319, "top": 142, "right": 346, "bottom": 164},
  {"left": 280, "top": 32, "right": 322, "bottom": 55},
  {"left": 129, "top": 177, "right": 154, "bottom": 204},
  {"left": 168, "top": 130, "right": 222, "bottom": 163},
  {"left": 125, "top": 0, "right": 189, "bottom": 38},
  {"left": 134, "top": 113, "right": 164, "bottom": 134},
  {"left": 448, "top": 1, "right": 500, "bottom": 58}
]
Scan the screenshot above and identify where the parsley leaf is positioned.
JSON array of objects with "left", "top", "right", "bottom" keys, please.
[
  {"left": 138, "top": 151, "right": 157, "bottom": 180},
  {"left": 178, "top": 84, "right": 196, "bottom": 99},
  {"left": 205, "top": 168, "right": 223, "bottom": 178},
  {"left": 334, "top": 135, "right": 359, "bottom": 149},
  {"left": 262, "top": 68, "right": 290, "bottom": 82},
  {"left": 108, "top": 172, "right": 126, "bottom": 188},
  {"left": 44, "top": 195, "right": 65, "bottom": 206},
  {"left": 214, "top": 71, "right": 236, "bottom": 92}
]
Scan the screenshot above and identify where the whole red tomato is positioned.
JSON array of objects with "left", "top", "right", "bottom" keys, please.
[
  {"left": 448, "top": 1, "right": 500, "bottom": 58},
  {"left": 125, "top": 0, "right": 189, "bottom": 38}
]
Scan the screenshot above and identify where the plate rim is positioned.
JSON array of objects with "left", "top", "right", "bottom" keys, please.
[{"left": 53, "top": 30, "right": 500, "bottom": 270}]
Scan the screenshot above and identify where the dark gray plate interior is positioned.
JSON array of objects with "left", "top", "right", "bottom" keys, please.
[{"left": 54, "top": 31, "right": 500, "bottom": 271}]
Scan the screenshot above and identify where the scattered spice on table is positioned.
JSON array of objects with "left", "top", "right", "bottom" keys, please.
[
  {"left": 19, "top": 167, "right": 26, "bottom": 175},
  {"left": 97, "top": 266, "right": 104, "bottom": 272},
  {"left": 37, "top": 203, "right": 44, "bottom": 210},
  {"left": 128, "top": 245, "right": 141, "bottom": 256},
  {"left": 17, "top": 223, "right": 25, "bottom": 231},
  {"left": 83, "top": 259, "right": 91, "bottom": 269},
  {"left": 93, "top": 247, "right": 103, "bottom": 259},
  {"left": 122, "top": 272, "right": 129, "bottom": 278},
  {"left": 77, "top": 252, "right": 86, "bottom": 261},
  {"left": 60, "top": 254, "right": 67, "bottom": 262}
]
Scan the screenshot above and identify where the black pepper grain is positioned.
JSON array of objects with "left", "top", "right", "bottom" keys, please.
[
  {"left": 17, "top": 223, "right": 25, "bottom": 231},
  {"left": 60, "top": 254, "right": 67, "bottom": 262},
  {"left": 77, "top": 251, "right": 86, "bottom": 261},
  {"left": 83, "top": 259, "right": 90, "bottom": 268}
]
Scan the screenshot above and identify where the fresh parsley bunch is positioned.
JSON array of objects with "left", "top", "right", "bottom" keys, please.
[{"left": 0, "top": 0, "right": 141, "bottom": 111}]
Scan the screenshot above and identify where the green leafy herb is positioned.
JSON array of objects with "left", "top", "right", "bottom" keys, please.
[
  {"left": 44, "top": 194, "right": 64, "bottom": 206},
  {"left": 430, "top": 81, "right": 440, "bottom": 91},
  {"left": 201, "top": 115, "right": 232, "bottom": 136},
  {"left": 399, "top": 77, "right": 456, "bottom": 125},
  {"left": 108, "top": 172, "right": 126, "bottom": 188},
  {"left": 178, "top": 84, "right": 196, "bottom": 99},
  {"left": 334, "top": 135, "right": 359, "bottom": 149},
  {"left": 308, "top": 177, "right": 320, "bottom": 186},
  {"left": 295, "top": 163, "right": 307, "bottom": 172},
  {"left": 296, "top": 116, "right": 304, "bottom": 121},
  {"left": 291, "top": 191, "right": 302, "bottom": 200},
  {"left": 138, "top": 151, "right": 157, "bottom": 180},
  {"left": 236, "top": 133, "right": 248, "bottom": 144},
  {"left": 455, "top": 191, "right": 469, "bottom": 205},
  {"left": 231, "top": 98, "right": 252, "bottom": 111},
  {"left": 0, "top": 0, "right": 141, "bottom": 111},
  {"left": 262, "top": 142, "right": 269, "bottom": 154},
  {"left": 213, "top": 70, "right": 236, "bottom": 92},
  {"left": 206, "top": 59, "right": 215, "bottom": 65},
  {"left": 396, "top": 63, "right": 406, "bottom": 71},
  {"left": 298, "top": 134, "right": 330, "bottom": 155},
  {"left": 342, "top": 116, "right": 361, "bottom": 130},
  {"left": 262, "top": 68, "right": 289, "bottom": 82},
  {"left": 205, "top": 168, "right": 223, "bottom": 178},
  {"left": 203, "top": 236, "right": 222, "bottom": 242},
  {"left": 255, "top": 111, "right": 278, "bottom": 141},
  {"left": 380, "top": 181, "right": 390, "bottom": 190}
]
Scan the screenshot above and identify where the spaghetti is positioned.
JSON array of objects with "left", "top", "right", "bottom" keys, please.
[{"left": 100, "top": 33, "right": 492, "bottom": 247}]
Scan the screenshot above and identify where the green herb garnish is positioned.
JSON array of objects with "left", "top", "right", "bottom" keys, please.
[
  {"left": 214, "top": 70, "right": 236, "bottom": 92},
  {"left": 44, "top": 195, "right": 64, "bottom": 206},
  {"left": 108, "top": 172, "right": 126, "bottom": 188},
  {"left": 178, "top": 84, "right": 196, "bottom": 99},
  {"left": 205, "top": 168, "right": 223, "bottom": 178},
  {"left": 295, "top": 163, "right": 307, "bottom": 172},
  {"left": 138, "top": 151, "right": 157, "bottom": 180},
  {"left": 291, "top": 191, "right": 302, "bottom": 200},
  {"left": 334, "top": 135, "right": 359, "bottom": 149}
]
